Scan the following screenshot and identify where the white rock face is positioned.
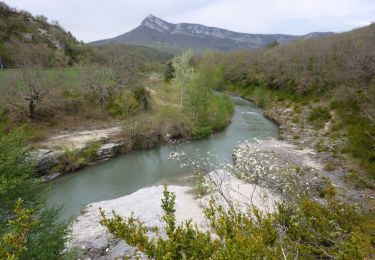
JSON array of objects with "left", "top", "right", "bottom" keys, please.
[
  {"left": 40, "top": 126, "right": 122, "bottom": 150},
  {"left": 96, "top": 143, "right": 124, "bottom": 160}
]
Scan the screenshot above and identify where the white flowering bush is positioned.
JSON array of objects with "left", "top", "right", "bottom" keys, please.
[
  {"left": 233, "top": 139, "right": 330, "bottom": 200},
  {"left": 316, "top": 136, "right": 345, "bottom": 153},
  {"left": 168, "top": 141, "right": 236, "bottom": 197}
]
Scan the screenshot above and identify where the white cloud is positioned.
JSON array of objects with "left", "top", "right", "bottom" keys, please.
[{"left": 6, "top": 0, "right": 375, "bottom": 42}]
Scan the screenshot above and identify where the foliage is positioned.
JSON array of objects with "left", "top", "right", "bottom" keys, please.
[
  {"left": 0, "top": 2, "right": 92, "bottom": 68},
  {"left": 195, "top": 24, "right": 375, "bottom": 176},
  {"left": 0, "top": 129, "right": 36, "bottom": 210},
  {"left": 100, "top": 186, "right": 219, "bottom": 259},
  {"left": 164, "top": 61, "right": 175, "bottom": 83},
  {"left": 106, "top": 91, "right": 141, "bottom": 119},
  {"left": 0, "top": 199, "right": 36, "bottom": 260},
  {"left": 58, "top": 141, "right": 102, "bottom": 172},
  {"left": 191, "top": 126, "right": 213, "bottom": 140},
  {"left": 308, "top": 107, "right": 332, "bottom": 129},
  {"left": 234, "top": 140, "right": 330, "bottom": 200},
  {"left": 0, "top": 129, "right": 69, "bottom": 259},
  {"left": 172, "top": 51, "right": 197, "bottom": 111},
  {"left": 100, "top": 186, "right": 375, "bottom": 259},
  {"left": 345, "top": 171, "right": 375, "bottom": 189},
  {"left": 132, "top": 86, "right": 149, "bottom": 110}
]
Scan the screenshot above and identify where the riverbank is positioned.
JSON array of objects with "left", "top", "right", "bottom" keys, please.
[
  {"left": 47, "top": 95, "right": 277, "bottom": 221},
  {"left": 65, "top": 94, "right": 375, "bottom": 258},
  {"left": 224, "top": 87, "right": 374, "bottom": 206},
  {"left": 68, "top": 170, "right": 278, "bottom": 259},
  {"left": 34, "top": 91, "right": 233, "bottom": 180},
  {"left": 263, "top": 103, "right": 375, "bottom": 206}
]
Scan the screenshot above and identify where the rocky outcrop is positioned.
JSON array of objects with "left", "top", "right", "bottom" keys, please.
[
  {"left": 34, "top": 149, "right": 63, "bottom": 175},
  {"left": 96, "top": 143, "right": 124, "bottom": 160}
]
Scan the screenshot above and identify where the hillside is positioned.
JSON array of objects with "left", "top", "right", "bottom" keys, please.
[
  {"left": 0, "top": 2, "right": 92, "bottom": 68},
  {"left": 91, "top": 14, "right": 332, "bottom": 52},
  {"left": 200, "top": 23, "right": 375, "bottom": 178}
]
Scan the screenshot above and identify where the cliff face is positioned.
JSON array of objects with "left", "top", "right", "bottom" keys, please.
[{"left": 91, "top": 14, "right": 332, "bottom": 51}]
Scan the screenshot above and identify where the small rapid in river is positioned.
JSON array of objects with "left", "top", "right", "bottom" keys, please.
[{"left": 48, "top": 96, "right": 278, "bottom": 220}]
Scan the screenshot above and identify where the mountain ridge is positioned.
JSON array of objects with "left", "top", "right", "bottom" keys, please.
[{"left": 91, "top": 14, "right": 333, "bottom": 51}]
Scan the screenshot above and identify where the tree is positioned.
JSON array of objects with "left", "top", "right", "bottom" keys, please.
[
  {"left": 172, "top": 51, "right": 196, "bottom": 112},
  {"left": 164, "top": 61, "right": 175, "bottom": 83},
  {"left": 0, "top": 129, "right": 69, "bottom": 259},
  {"left": 82, "top": 64, "right": 113, "bottom": 107},
  {"left": 0, "top": 200, "right": 36, "bottom": 260},
  {"left": 110, "top": 48, "right": 139, "bottom": 92},
  {"left": 6, "top": 66, "right": 58, "bottom": 119}
]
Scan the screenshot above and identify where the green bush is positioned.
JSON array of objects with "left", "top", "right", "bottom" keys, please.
[
  {"left": 191, "top": 126, "right": 213, "bottom": 139},
  {"left": 204, "top": 94, "right": 233, "bottom": 131},
  {"left": 58, "top": 141, "right": 102, "bottom": 172},
  {"left": 308, "top": 107, "right": 331, "bottom": 128},
  {"left": 106, "top": 91, "right": 140, "bottom": 119},
  {"left": 347, "top": 121, "right": 375, "bottom": 178},
  {"left": 345, "top": 171, "right": 375, "bottom": 189},
  {"left": 0, "top": 129, "right": 69, "bottom": 259},
  {"left": 252, "top": 87, "right": 273, "bottom": 108},
  {"left": 132, "top": 86, "right": 149, "bottom": 110},
  {"left": 100, "top": 186, "right": 375, "bottom": 259}
]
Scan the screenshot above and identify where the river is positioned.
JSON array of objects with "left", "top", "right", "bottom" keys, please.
[{"left": 48, "top": 96, "right": 278, "bottom": 220}]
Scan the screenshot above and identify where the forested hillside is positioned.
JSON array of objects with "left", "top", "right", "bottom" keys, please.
[
  {"left": 0, "top": 2, "right": 93, "bottom": 67},
  {"left": 199, "top": 23, "right": 375, "bottom": 177}
]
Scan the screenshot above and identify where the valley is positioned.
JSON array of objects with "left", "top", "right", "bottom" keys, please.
[{"left": 0, "top": 1, "right": 374, "bottom": 259}]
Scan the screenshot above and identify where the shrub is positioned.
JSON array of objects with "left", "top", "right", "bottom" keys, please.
[
  {"left": 100, "top": 186, "right": 375, "bottom": 259},
  {"left": 325, "top": 161, "right": 335, "bottom": 171},
  {"left": 203, "top": 94, "right": 233, "bottom": 131},
  {"left": 106, "top": 91, "right": 140, "bottom": 119},
  {"left": 191, "top": 126, "right": 213, "bottom": 139},
  {"left": 132, "top": 86, "right": 149, "bottom": 110},
  {"left": 308, "top": 107, "right": 331, "bottom": 128},
  {"left": 252, "top": 87, "right": 273, "bottom": 108},
  {"left": 58, "top": 141, "right": 101, "bottom": 172},
  {"left": 345, "top": 171, "right": 375, "bottom": 189}
]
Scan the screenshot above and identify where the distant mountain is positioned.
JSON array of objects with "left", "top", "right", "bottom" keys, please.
[{"left": 91, "top": 15, "right": 333, "bottom": 52}]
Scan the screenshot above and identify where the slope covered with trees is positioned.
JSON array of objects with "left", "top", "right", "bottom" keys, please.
[
  {"left": 0, "top": 1, "right": 93, "bottom": 68},
  {"left": 196, "top": 23, "right": 375, "bottom": 178}
]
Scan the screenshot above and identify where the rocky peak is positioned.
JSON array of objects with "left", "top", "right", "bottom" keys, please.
[
  {"left": 139, "top": 15, "right": 272, "bottom": 43},
  {"left": 141, "top": 14, "right": 174, "bottom": 33}
]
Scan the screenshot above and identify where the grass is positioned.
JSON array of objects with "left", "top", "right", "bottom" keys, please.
[
  {"left": 308, "top": 107, "right": 331, "bottom": 129},
  {"left": 0, "top": 67, "right": 83, "bottom": 91},
  {"left": 345, "top": 171, "right": 375, "bottom": 189}
]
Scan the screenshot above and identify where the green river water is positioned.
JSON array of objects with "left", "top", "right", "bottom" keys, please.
[{"left": 48, "top": 96, "right": 278, "bottom": 220}]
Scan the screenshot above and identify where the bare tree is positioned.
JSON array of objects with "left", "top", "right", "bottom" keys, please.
[
  {"left": 82, "top": 64, "right": 113, "bottom": 107},
  {"left": 110, "top": 47, "right": 139, "bottom": 91},
  {"left": 6, "top": 66, "right": 57, "bottom": 119}
]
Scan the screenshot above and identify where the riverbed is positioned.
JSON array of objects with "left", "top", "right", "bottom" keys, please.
[{"left": 48, "top": 96, "right": 278, "bottom": 220}]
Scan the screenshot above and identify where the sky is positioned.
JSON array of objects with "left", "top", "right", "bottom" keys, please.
[{"left": 6, "top": 0, "right": 375, "bottom": 43}]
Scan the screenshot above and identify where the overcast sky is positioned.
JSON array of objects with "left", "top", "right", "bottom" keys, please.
[{"left": 6, "top": 0, "right": 375, "bottom": 42}]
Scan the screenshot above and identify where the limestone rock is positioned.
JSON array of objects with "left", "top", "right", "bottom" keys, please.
[
  {"left": 96, "top": 143, "right": 124, "bottom": 160},
  {"left": 34, "top": 149, "right": 63, "bottom": 175}
]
